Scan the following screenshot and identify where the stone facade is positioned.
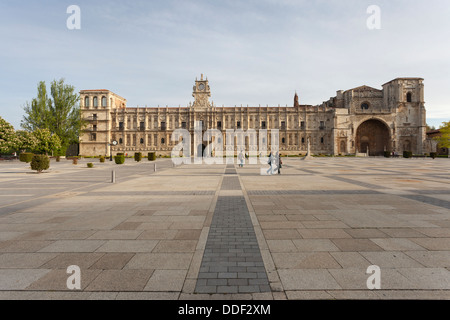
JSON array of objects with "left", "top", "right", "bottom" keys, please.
[{"left": 79, "top": 76, "right": 428, "bottom": 157}]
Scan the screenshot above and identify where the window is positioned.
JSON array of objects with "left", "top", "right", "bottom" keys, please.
[
  {"left": 84, "top": 97, "right": 90, "bottom": 108},
  {"left": 161, "top": 122, "right": 166, "bottom": 130},
  {"left": 319, "top": 121, "right": 325, "bottom": 130},
  {"left": 302, "top": 137, "right": 305, "bottom": 144},
  {"left": 92, "top": 114, "right": 97, "bottom": 121},
  {"left": 140, "top": 138, "right": 144, "bottom": 144},
  {"left": 217, "top": 121, "right": 222, "bottom": 129},
  {"left": 161, "top": 138, "right": 165, "bottom": 144},
  {"left": 282, "top": 138, "right": 286, "bottom": 144},
  {"left": 321, "top": 137, "right": 324, "bottom": 144},
  {"left": 101, "top": 96, "right": 107, "bottom": 107},
  {"left": 407, "top": 92, "right": 412, "bottom": 103},
  {"left": 119, "top": 122, "right": 124, "bottom": 130},
  {"left": 300, "top": 121, "right": 305, "bottom": 129},
  {"left": 90, "top": 133, "right": 96, "bottom": 141},
  {"left": 237, "top": 121, "right": 241, "bottom": 129},
  {"left": 140, "top": 122, "right": 145, "bottom": 130},
  {"left": 93, "top": 125, "right": 97, "bottom": 131},
  {"left": 361, "top": 102, "right": 369, "bottom": 110},
  {"left": 119, "top": 138, "right": 123, "bottom": 144},
  {"left": 261, "top": 121, "right": 266, "bottom": 129},
  {"left": 93, "top": 97, "right": 98, "bottom": 108},
  {"left": 182, "top": 122, "right": 187, "bottom": 129},
  {"left": 281, "top": 121, "right": 286, "bottom": 129}
]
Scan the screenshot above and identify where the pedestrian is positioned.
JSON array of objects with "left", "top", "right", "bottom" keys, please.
[
  {"left": 238, "top": 150, "right": 244, "bottom": 168},
  {"left": 277, "top": 153, "right": 282, "bottom": 175},
  {"left": 266, "top": 152, "right": 274, "bottom": 175}
]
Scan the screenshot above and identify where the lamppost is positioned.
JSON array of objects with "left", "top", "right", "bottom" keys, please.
[{"left": 110, "top": 140, "right": 118, "bottom": 161}]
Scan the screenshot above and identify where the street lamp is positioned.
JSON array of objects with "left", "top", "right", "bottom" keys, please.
[{"left": 110, "top": 140, "right": 118, "bottom": 161}]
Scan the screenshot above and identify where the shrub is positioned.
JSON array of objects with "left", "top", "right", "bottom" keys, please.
[
  {"left": 384, "top": 151, "right": 391, "bottom": 158},
  {"left": 87, "top": 163, "right": 94, "bottom": 168},
  {"left": 430, "top": 152, "right": 437, "bottom": 159},
  {"left": 56, "top": 155, "right": 61, "bottom": 162},
  {"left": 134, "top": 152, "right": 142, "bottom": 162},
  {"left": 115, "top": 154, "right": 125, "bottom": 164},
  {"left": 72, "top": 158, "right": 78, "bottom": 165},
  {"left": 19, "top": 153, "right": 33, "bottom": 163},
  {"left": 403, "top": 151, "right": 413, "bottom": 159},
  {"left": 99, "top": 156, "right": 105, "bottom": 163},
  {"left": 148, "top": 152, "right": 156, "bottom": 161},
  {"left": 30, "top": 154, "right": 50, "bottom": 173}
]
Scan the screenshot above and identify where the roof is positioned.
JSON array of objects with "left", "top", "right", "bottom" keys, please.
[
  {"left": 344, "top": 85, "right": 381, "bottom": 93},
  {"left": 382, "top": 78, "right": 424, "bottom": 86}
]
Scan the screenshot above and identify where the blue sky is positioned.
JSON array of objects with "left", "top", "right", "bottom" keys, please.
[{"left": 1, "top": 0, "right": 449, "bottom": 129}]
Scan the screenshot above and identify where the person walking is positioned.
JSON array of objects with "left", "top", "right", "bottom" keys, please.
[
  {"left": 277, "top": 153, "right": 282, "bottom": 175},
  {"left": 238, "top": 150, "right": 244, "bottom": 168},
  {"left": 266, "top": 152, "right": 274, "bottom": 175}
]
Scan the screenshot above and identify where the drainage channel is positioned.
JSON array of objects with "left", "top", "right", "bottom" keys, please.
[{"left": 195, "top": 165, "right": 271, "bottom": 294}]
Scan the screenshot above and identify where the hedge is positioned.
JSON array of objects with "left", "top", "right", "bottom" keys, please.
[
  {"left": 19, "top": 153, "right": 33, "bottom": 163},
  {"left": 148, "top": 152, "right": 156, "bottom": 161},
  {"left": 31, "top": 154, "right": 50, "bottom": 173},
  {"left": 115, "top": 154, "right": 125, "bottom": 164}
]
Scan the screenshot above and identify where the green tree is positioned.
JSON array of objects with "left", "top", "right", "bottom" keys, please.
[
  {"left": 15, "top": 130, "right": 38, "bottom": 153},
  {"left": 434, "top": 121, "right": 450, "bottom": 149},
  {"left": 21, "top": 79, "right": 83, "bottom": 155},
  {"left": 32, "top": 128, "right": 61, "bottom": 155},
  {"left": 0, "top": 116, "right": 19, "bottom": 154},
  {"left": 21, "top": 81, "right": 51, "bottom": 132}
]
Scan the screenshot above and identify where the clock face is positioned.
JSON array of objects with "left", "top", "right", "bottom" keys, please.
[
  {"left": 198, "top": 83, "right": 205, "bottom": 91},
  {"left": 112, "top": 140, "right": 118, "bottom": 146}
]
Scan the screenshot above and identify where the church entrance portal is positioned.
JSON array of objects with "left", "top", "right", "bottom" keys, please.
[{"left": 356, "top": 119, "right": 390, "bottom": 156}]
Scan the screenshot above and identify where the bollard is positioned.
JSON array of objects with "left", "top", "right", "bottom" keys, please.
[
  {"left": 154, "top": 163, "right": 156, "bottom": 172},
  {"left": 111, "top": 170, "right": 116, "bottom": 183}
]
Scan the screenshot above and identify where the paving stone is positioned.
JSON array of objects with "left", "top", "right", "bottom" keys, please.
[
  {"left": 86, "top": 269, "right": 154, "bottom": 291},
  {"left": 0, "top": 269, "right": 52, "bottom": 290},
  {"left": 90, "top": 253, "right": 135, "bottom": 270},
  {"left": 331, "top": 239, "right": 383, "bottom": 252}
]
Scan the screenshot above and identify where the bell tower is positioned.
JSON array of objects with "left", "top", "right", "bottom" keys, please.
[{"left": 192, "top": 74, "right": 211, "bottom": 109}]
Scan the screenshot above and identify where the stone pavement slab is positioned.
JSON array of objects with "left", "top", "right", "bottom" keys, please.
[{"left": 0, "top": 158, "right": 449, "bottom": 299}]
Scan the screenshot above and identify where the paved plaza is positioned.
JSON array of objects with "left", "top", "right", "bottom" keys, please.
[{"left": 0, "top": 156, "right": 449, "bottom": 300}]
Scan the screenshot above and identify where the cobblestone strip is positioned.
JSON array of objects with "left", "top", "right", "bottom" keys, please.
[{"left": 195, "top": 171, "right": 271, "bottom": 294}]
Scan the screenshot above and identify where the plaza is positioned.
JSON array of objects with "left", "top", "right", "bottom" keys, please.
[{"left": 0, "top": 156, "right": 449, "bottom": 300}]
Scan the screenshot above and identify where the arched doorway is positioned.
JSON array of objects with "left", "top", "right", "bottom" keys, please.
[
  {"left": 356, "top": 119, "right": 390, "bottom": 156},
  {"left": 197, "top": 144, "right": 206, "bottom": 157}
]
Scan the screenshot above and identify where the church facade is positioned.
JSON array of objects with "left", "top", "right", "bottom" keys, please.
[{"left": 79, "top": 75, "right": 428, "bottom": 157}]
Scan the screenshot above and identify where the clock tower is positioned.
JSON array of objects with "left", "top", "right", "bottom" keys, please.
[{"left": 192, "top": 74, "right": 211, "bottom": 109}]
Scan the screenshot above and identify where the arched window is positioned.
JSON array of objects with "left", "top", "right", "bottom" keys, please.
[
  {"left": 281, "top": 138, "right": 286, "bottom": 144},
  {"left": 93, "top": 97, "right": 98, "bottom": 107},
  {"left": 361, "top": 102, "right": 370, "bottom": 110},
  {"left": 119, "top": 138, "right": 123, "bottom": 144},
  {"left": 161, "top": 138, "right": 165, "bottom": 144},
  {"left": 101, "top": 96, "right": 107, "bottom": 107},
  {"left": 84, "top": 96, "right": 89, "bottom": 108},
  {"left": 407, "top": 92, "right": 412, "bottom": 103},
  {"left": 140, "top": 138, "right": 144, "bottom": 144}
]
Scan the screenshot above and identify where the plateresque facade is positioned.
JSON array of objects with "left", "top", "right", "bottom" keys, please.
[{"left": 79, "top": 75, "right": 428, "bottom": 157}]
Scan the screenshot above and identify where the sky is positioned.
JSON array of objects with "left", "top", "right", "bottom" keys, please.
[{"left": 0, "top": 0, "right": 449, "bottom": 129}]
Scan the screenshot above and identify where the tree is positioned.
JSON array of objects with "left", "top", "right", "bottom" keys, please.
[
  {"left": 21, "top": 79, "right": 83, "bottom": 155},
  {"left": 15, "top": 130, "right": 38, "bottom": 153},
  {"left": 0, "top": 116, "right": 19, "bottom": 154},
  {"left": 21, "top": 81, "right": 51, "bottom": 132},
  {"left": 32, "top": 128, "right": 61, "bottom": 155},
  {"left": 434, "top": 121, "right": 450, "bottom": 149}
]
